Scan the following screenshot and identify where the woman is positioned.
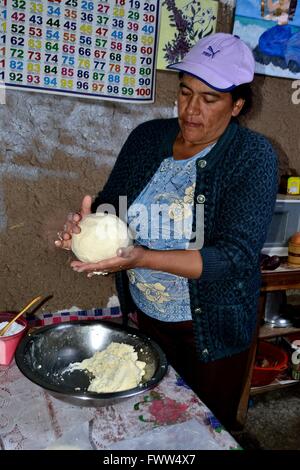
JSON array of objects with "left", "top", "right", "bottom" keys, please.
[{"left": 55, "top": 33, "right": 278, "bottom": 429}]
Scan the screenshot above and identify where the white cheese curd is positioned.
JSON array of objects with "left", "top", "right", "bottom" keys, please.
[
  {"left": 69, "top": 342, "right": 146, "bottom": 393},
  {"left": 0, "top": 321, "right": 25, "bottom": 336}
]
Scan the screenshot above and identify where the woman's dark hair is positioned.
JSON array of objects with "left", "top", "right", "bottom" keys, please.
[
  {"left": 230, "top": 83, "right": 253, "bottom": 116},
  {"left": 178, "top": 71, "right": 253, "bottom": 116}
]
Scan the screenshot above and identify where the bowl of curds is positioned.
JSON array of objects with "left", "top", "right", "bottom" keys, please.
[{"left": 15, "top": 320, "right": 168, "bottom": 406}]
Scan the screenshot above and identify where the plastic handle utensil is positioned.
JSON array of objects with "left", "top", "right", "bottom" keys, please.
[{"left": 0, "top": 296, "right": 42, "bottom": 336}]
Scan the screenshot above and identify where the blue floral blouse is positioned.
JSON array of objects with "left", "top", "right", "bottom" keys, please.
[{"left": 127, "top": 144, "right": 214, "bottom": 322}]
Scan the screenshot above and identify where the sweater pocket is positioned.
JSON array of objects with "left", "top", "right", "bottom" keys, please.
[{"left": 202, "top": 297, "right": 258, "bottom": 352}]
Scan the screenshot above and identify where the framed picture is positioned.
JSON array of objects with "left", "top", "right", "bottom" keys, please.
[{"left": 233, "top": 0, "right": 300, "bottom": 79}]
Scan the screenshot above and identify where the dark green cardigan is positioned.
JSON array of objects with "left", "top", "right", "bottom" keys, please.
[{"left": 92, "top": 118, "right": 278, "bottom": 362}]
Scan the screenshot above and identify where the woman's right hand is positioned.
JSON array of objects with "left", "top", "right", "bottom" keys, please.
[{"left": 54, "top": 195, "right": 92, "bottom": 251}]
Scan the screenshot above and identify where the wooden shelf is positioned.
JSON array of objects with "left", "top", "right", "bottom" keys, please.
[
  {"left": 250, "top": 379, "right": 300, "bottom": 396},
  {"left": 261, "top": 261, "right": 300, "bottom": 292},
  {"left": 259, "top": 324, "right": 300, "bottom": 339},
  {"left": 237, "top": 263, "right": 300, "bottom": 427}
]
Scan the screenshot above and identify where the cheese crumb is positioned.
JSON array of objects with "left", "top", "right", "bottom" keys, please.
[{"left": 70, "top": 342, "right": 146, "bottom": 393}]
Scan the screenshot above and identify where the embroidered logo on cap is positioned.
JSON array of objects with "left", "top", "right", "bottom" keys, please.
[{"left": 202, "top": 46, "right": 220, "bottom": 59}]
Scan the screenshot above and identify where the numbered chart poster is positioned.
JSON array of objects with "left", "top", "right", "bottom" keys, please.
[
  {"left": 0, "top": 0, "right": 6, "bottom": 88},
  {"left": 5, "top": 0, "right": 160, "bottom": 102}
]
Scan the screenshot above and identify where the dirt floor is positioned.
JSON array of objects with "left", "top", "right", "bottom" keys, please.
[{"left": 232, "top": 387, "right": 300, "bottom": 450}]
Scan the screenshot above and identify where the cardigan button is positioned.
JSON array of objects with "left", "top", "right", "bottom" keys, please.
[
  {"left": 194, "top": 307, "right": 202, "bottom": 314},
  {"left": 201, "top": 348, "right": 209, "bottom": 357},
  {"left": 197, "top": 159, "right": 207, "bottom": 168},
  {"left": 197, "top": 194, "right": 206, "bottom": 204}
]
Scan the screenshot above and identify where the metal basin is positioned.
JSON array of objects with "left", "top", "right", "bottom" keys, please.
[{"left": 15, "top": 321, "right": 168, "bottom": 406}]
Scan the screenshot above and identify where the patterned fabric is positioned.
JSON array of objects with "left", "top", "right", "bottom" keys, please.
[
  {"left": 92, "top": 118, "right": 278, "bottom": 362},
  {"left": 25, "top": 307, "right": 122, "bottom": 327},
  {"left": 127, "top": 146, "right": 214, "bottom": 322}
]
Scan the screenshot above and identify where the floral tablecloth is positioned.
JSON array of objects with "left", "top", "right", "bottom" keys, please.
[{"left": 0, "top": 311, "right": 240, "bottom": 451}]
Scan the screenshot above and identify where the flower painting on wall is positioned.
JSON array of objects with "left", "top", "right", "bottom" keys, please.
[
  {"left": 233, "top": 0, "right": 300, "bottom": 79},
  {"left": 157, "top": 0, "right": 218, "bottom": 70}
]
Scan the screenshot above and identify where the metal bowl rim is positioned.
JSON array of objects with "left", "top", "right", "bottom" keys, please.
[{"left": 15, "top": 320, "right": 168, "bottom": 400}]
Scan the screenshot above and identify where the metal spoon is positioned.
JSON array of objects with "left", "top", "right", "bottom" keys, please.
[{"left": 0, "top": 296, "right": 42, "bottom": 337}]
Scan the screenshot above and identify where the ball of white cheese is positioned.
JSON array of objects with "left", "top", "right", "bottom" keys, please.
[{"left": 71, "top": 213, "right": 132, "bottom": 263}]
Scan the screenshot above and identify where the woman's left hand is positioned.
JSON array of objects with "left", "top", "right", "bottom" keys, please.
[{"left": 70, "top": 245, "right": 146, "bottom": 277}]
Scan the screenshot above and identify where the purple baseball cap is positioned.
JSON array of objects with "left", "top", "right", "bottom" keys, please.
[{"left": 168, "top": 33, "right": 255, "bottom": 92}]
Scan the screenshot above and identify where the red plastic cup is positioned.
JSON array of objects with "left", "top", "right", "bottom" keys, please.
[{"left": 0, "top": 312, "right": 28, "bottom": 366}]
